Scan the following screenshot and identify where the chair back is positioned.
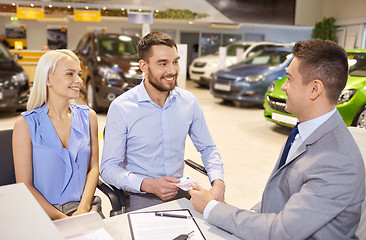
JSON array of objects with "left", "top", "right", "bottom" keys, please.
[
  {"left": 349, "top": 127, "right": 366, "bottom": 239},
  {"left": 0, "top": 129, "right": 15, "bottom": 186}
]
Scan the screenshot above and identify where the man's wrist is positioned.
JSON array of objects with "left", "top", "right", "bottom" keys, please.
[
  {"left": 212, "top": 179, "right": 225, "bottom": 189},
  {"left": 140, "top": 177, "right": 153, "bottom": 193},
  {"left": 203, "top": 200, "right": 219, "bottom": 220}
]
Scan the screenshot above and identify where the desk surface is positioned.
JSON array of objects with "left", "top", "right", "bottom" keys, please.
[{"left": 104, "top": 198, "right": 240, "bottom": 240}]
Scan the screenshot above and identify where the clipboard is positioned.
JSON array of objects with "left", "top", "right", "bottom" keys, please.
[{"left": 128, "top": 209, "right": 206, "bottom": 240}]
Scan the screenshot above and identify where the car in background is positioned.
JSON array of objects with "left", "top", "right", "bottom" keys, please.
[
  {"left": 210, "top": 46, "right": 293, "bottom": 105},
  {"left": 74, "top": 32, "right": 143, "bottom": 112},
  {"left": 189, "top": 41, "right": 288, "bottom": 87},
  {"left": 263, "top": 49, "right": 366, "bottom": 128},
  {"left": 0, "top": 43, "right": 29, "bottom": 111}
]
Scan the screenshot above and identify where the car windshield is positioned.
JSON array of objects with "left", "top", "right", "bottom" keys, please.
[
  {"left": 97, "top": 35, "right": 139, "bottom": 57},
  {"left": 226, "top": 44, "right": 250, "bottom": 56},
  {"left": 241, "top": 49, "right": 292, "bottom": 66},
  {"left": 0, "top": 44, "right": 11, "bottom": 61},
  {"left": 348, "top": 53, "right": 366, "bottom": 77},
  {"left": 213, "top": 44, "right": 250, "bottom": 56}
]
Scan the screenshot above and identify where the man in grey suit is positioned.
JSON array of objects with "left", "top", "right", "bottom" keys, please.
[{"left": 189, "top": 39, "right": 365, "bottom": 239}]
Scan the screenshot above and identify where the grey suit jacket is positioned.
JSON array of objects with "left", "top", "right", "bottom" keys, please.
[{"left": 208, "top": 110, "right": 365, "bottom": 240}]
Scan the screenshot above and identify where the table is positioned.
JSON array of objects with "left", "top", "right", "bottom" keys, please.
[{"left": 103, "top": 198, "right": 240, "bottom": 240}]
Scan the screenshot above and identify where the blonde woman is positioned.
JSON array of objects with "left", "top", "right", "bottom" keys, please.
[{"left": 12, "top": 50, "right": 100, "bottom": 220}]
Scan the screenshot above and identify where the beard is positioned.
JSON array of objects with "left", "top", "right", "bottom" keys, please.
[{"left": 147, "top": 67, "right": 177, "bottom": 92}]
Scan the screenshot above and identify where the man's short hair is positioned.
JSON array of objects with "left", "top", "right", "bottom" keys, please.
[
  {"left": 292, "top": 39, "right": 348, "bottom": 103},
  {"left": 137, "top": 32, "right": 177, "bottom": 61}
]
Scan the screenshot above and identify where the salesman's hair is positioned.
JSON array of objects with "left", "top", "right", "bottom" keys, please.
[
  {"left": 27, "top": 49, "right": 80, "bottom": 111},
  {"left": 137, "top": 32, "right": 177, "bottom": 61},
  {"left": 292, "top": 39, "right": 348, "bottom": 103}
]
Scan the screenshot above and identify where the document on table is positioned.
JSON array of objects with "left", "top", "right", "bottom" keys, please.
[{"left": 128, "top": 209, "right": 205, "bottom": 240}]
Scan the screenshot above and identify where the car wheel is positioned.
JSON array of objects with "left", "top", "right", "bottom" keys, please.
[
  {"left": 356, "top": 106, "right": 366, "bottom": 129},
  {"left": 86, "top": 81, "right": 101, "bottom": 112}
]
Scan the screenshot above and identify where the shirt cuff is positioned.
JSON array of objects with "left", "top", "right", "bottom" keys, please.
[
  {"left": 125, "top": 172, "right": 146, "bottom": 193},
  {"left": 203, "top": 200, "right": 219, "bottom": 220}
]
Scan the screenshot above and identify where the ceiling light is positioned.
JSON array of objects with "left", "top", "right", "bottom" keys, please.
[
  {"left": 48, "top": 5, "right": 52, "bottom": 8},
  {"left": 12, "top": 3, "right": 16, "bottom": 6},
  {"left": 121, "top": 8, "right": 125, "bottom": 11},
  {"left": 103, "top": 7, "right": 107, "bottom": 10},
  {"left": 138, "top": 9, "right": 142, "bottom": 12},
  {"left": 155, "top": 10, "right": 159, "bottom": 13},
  {"left": 30, "top": 4, "right": 34, "bottom": 7},
  {"left": 67, "top": 5, "right": 71, "bottom": 9},
  {"left": 85, "top": 6, "right": 89, "bottom": 10}
]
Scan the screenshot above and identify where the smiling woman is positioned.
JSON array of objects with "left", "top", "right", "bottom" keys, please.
[{"left": 12, "top": 49, "right": 103, "bottom": 220}]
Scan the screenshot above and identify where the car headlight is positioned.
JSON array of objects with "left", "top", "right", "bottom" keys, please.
[
  {"left": 267, "top": 81, "right": 275, "bottom": 93},
  {"left": 337, "top": 89, "right": 356, "bottom": 104},
  {"left": 11, "top": 71, "right": 28, "bottom": 85},
  {"left": 245, "top": 74, "right": 265, "bottom": 82},
  {"left": 98, "top": 66, "right": 122, "bottom": 80}
]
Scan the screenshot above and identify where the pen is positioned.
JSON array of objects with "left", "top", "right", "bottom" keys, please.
[{"left": 155, "top": 212, "right": 192, "bottom": 219}]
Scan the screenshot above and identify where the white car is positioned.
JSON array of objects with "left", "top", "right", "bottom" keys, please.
[{"left": 189, "top": 41, "right": 289, "bottom": 87}]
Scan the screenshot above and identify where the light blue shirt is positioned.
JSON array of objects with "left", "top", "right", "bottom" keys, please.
[
  {"left": 100, "top": 81, "right": 224, "bottom": 193},
  {"left": 203, "top": 108, "right": 337, "bottom": 219},
  {"left": 286, "top": 108, "right": 336, "bottom": 165},
  {"left": 22, "top": 104, "right": 91, "bottom": 205}
]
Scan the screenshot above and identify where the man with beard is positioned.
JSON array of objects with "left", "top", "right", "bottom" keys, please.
[{"left": 100, "top": 32, "right": 225, "bottom": 211}]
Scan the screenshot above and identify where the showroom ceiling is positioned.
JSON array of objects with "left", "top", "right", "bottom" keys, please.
[{"left": 2, "top": 0, "right": 297, "bottom": 25}]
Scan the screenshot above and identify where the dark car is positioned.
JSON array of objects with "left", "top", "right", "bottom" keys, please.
[
  {"left": 0, "top": 43, "right": 29, "bottom": 111},
  {"left": 210, "top": 46, "right": 293, "bottom": 105},
  {"left": 74, "top": 32, "right": 143, "bottom": 112}
]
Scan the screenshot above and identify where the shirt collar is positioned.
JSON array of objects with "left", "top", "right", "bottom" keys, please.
[
  {"left": 297, "top": 108, "right": 337, "bottom": 142},
  {"left": 137, "top": 79, "right": 178, "bottom": 104}
]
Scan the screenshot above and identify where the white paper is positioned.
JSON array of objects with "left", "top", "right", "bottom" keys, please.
[
  {"left": 128, "top": 209, "right": 205, "bottom": 240},
  {"left": 174, "top": 176, "right": 203, "bottom": 191}
]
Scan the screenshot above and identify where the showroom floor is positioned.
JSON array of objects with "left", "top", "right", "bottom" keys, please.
[{"left": 1, "top": 80, "right": 292, "bottom": 217}]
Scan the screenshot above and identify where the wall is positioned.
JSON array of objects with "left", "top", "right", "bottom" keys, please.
[
  {"left": 321, "top": 0, "right": 366, "bottom": 48},
  {"left": 294, "top": 0, "right": 323, "bottom": 26},
  {"left": 322, "top": 0, "right": 366, "bottom": 20}
]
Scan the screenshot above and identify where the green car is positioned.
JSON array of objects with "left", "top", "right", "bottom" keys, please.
[{"left": 263, "top": 49, "right": 366, "bottom": 128}]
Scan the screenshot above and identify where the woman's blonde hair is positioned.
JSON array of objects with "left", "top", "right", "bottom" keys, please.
[{"left": 27, "top": 49, "right": 80, "bottom": 111}]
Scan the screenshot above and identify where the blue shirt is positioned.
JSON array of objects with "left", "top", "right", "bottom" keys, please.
[
  {"left": 22, "top": 104, "right": 91, "bottom": 205},
  {"left": 286, "top": 108, "right": 336, "bottom": 164},
  {"left": 100, "top": 81, "right": 224, "bottom": 193}
]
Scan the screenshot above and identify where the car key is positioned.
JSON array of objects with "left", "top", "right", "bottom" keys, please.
[{"left": 172, "top": 230, "right": 194, "bottom": 240}]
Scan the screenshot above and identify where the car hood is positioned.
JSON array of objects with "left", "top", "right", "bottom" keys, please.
[
  {"left": 345, "top": 75, "right": 366, "bottom": 89},
  {"left": 216, "top": 64, "right": 279, "bottom": 78},
  {"left": 270, "top": 75, "right": 366, "bottom": 100},
  {"left": 98, "top": 55, "right": 141, "bottom": 72}
]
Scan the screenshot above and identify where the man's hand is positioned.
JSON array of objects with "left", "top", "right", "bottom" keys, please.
[
  {"left": 209, "top": 179, "right": 225, "bottom": 202},
  {"left": 189, "top": 184, "right": 214, "bottom": 214},
  {"left": 141, "top": 176, "right": 180, "bottom": 201}
]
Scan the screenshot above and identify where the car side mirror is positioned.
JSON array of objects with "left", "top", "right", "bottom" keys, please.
[{"left": 13, "top": 54, "right": 22, "bottom": 61}]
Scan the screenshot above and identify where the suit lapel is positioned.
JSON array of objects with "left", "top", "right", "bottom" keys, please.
[{"left": 270, "top": 110, "right": 343, "bottom": 178}]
